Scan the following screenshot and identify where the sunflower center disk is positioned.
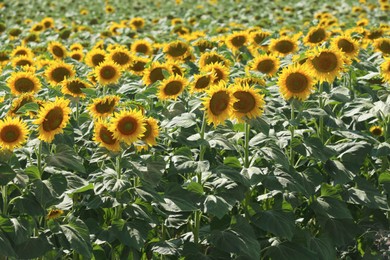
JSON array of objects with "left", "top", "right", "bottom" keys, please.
[
  {"left": 96, "top": 100, "right": 115, "bottom": 114},
  {"left": 231, "top": 36, "right": 246, "bottom": 47},
  {"left": 42, "top": 107, "right": 64, "bottom": 131},
  {"left": 254, "top": 33, "right": 267, "bottom": 44},
  {"left": 132, "top": 61, "right": 146, "bottom": 72},
  {"left": 142, "top": 124, "right": 152, "bottom": 140},
  {"left": 257, "top": 60, "right": 275, "bottom": 74},
  {"left": 233, "top": 91, "right": 256, "bottom": 113},
  {"left": 379, "top": 41, "right": 390, "bottom": 54},
  {"left": 337, "top": 39, "right": 354, "bottom": 53},
  {"left": 92, "top": 54, "right": 105, "bottom": 66},
  {"left": 308, "top": 29, "right": 326, "bottom": 43},
  {"left": 112, "top": 52, "right": 130, "bottom": 65},
  {"left": 275, "top": 40, "right": 294, "bottom": 54},
  {"left": 16, "top": 59, "right": 32, "bottom": 67},
  {"left": 286, "top": 73, "right": 308, "bottom": 93},
  {"left": 52, "top": 67, "right": 71, "bottom": 83},
  {"left": 1, "top": 126, "right": 20, "bottom": 142},
  {"left": 135, "top": 44, "right": 149, "bottom": 54},
  {"left": 210, "top": 91, "right": 229, "bottom": 116},
  {"left": 52, "top": 46, "right": 64, "bottom": 57},
  {"left": 118, "top": 117, "right": 137, "bottom": 135},
  {"left": 101, "top": 66, "right": 116, "bottom": 79},
  {"left": 205, "top": 55, "right": 223, "bottom": 66},
  {"left": 312, "top": 52, "right": 338, "bottom": 73},
  {"left": 195, "top": 75, "right": 210, "bottom": 90},
  {"left": 168, "top": 44, "right": 188, "bottom": 57},
  {"left": 67, "top": 81, "right": 85, "bottom": 94},
  {"left": 100, "top": 127, "right": 117, "bottom": 144},
  {"left": 149, "top": 68, "right": 165, "bottom": 83},
  {"left": 164, "top": 81, "right": 182, "bottom": 96},
  {"left": 15, "top": 78, "right": 35, "bottom": 92}
]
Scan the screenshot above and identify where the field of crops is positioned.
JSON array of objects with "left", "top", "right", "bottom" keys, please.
[{"left": 0, "top": 0, "right": 389, "bottom": 259}]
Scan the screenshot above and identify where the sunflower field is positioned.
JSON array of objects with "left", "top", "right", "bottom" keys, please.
[{"left": 0, "top": 0, "right": 389, "bottom": 259}]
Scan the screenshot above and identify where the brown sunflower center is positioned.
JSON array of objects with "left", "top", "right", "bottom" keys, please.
[
  {"left": 92, "top": 54, "right": 105, "bottom": 67},
  {"left": 167, "top": 44, "right": 188, "bottom": 57},
  {"left": 230, "top": 35, "right": 246, "bottom": 47},
  {"left": 253, "top": 33, "right": 269, "bottom": 44},
  {"left": 142, "top": 123, "right": 152, "bottom": 140},
  {"left": 0, "top": 53, "right": 9, "bottom": 61},
  {"left": 99, "top": 126, "right": 117, "bottom": 144},
  {"left": 118, "top": 117, "right": 137, "bottom": 135},
  {"left": 112, "top": 52, "right": 130, "bottom": 65},
  {"left": 66, "top": 80, "right": 86, "bottom": 94},
  {"left": 135, "top": 44, "right": 149, "bottom": 54},
  {"left": 16, "top": 59, "right": 32, "bottom": 67},
  {"left": 308, "top": 28, "right": 326, "bottom": 43},
  {"left": 1, "top": 125, "right": 20, "bottom": 143},
  {"left": 43, "top": 21, "right": 52, "bottom": 28},
  {"left": 100, "top": 66, "right": 116, "bottom": 80},
  {"left": 367, "top": 30, "right": 383, "bottom": 40},
  {"left": 378, "top": 40, "right": 390, "bottom": 54},
  {"left": 42, "top": 107, "right": 64, "bottom": 132},
  {"left": 337, "top": 39, "right": 355, "bottom": 53},
  {"left": 371, "top": 127, "right": 382, "bottom": 136},
  {"left": 33, "top": 25, "right": 43, "bottom": 31},
  {"left": 95, "top": 99, "right": 116, "bottom": 114},
  {"left": 51, "top": 67, "right": 72, "bottom": 83},
  {"left": 233, "top": 91, "right": 256, "bottom": 113},
  {"left": 171, "top": 65, "right": 183, "bottom": 76},
  {"left": 209, "top": 91, "right": 230, "bottom": 116},
  {"left": 52, "top": 46, "right": 65, "bottom": 58},
  {"left": 285, "top": 72, "right": 309, "bottom": 93},
  {"left": 204, "top": 55, "right": 224, "bottom": 66},
  {"left": 131, "top": 61, "right": 146, "bottom": 72},
  {"left": 256, "top": 59, "right": 275, "bottom": 74},
  {"left": 132, "top": 21, "right": 143, "bottom": 28},
  {"left": 311, "top": 52, "right": 338, "bottom": 73},
  {"left": 71, "top": 53, "right": 82, "bottom": 61},
  {"left": 274, "top": 40, "right": 295, "bottom": 54},
  {"left": 15, "top": 50, "right": 28, "bottom": 56},
  {"left": 149, "top": 67, "right": 165, "bottom": 83},
  {"left": 14, "top": 77, "right": 35, "bottom": 93},
  {"left": 163, "top": 80, "right": 183, "bottom": 96},
  {"left": 213, "top": 68, "right": 226, "bottom": 83},
  {"left": 195, "top": 75, "right": 211, "bottom": 90}
]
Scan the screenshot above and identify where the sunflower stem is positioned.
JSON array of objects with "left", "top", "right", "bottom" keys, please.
[
  {"left": 2, "top": 186, "right": 8, "bottom": 215},
  {"left": 37, "top": 141, "right": 43, "bottom": 175},
  {"left": 290, "top": 102, "right": 295, "bottom": 166},
  {"left": 244, "top": 122, "right": 250, "bottom": 168},
  {"left": 193, "top": 210, "right": 201, "bottom": 245},
  {"left": 319, "top": 82, "right": 324, "bottom": 143}
]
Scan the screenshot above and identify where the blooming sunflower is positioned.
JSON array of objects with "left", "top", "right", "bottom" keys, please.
[
  {"left": 278, "top": 64, "right": 315, "bottom": 101},
  {"left": 7, "top": 93, "right": 36, "bottom": 116},
  {"left": 142, "top": 117, "right": 159, "bottom": 146},
  {"left": 61, "top": 78, "right": 91, "bottom": 98},
  {"left": 306, "top": 47, "right": 345, "bottom": 83},
  {"left": 369, "top": 126, "right": 383, "bottom": 136},
  {"left": 142, "top": 62, "right": 171, "bottom": 85},
  {"left": 69, "top": 50, "right": 84, "bottom": 61},
  {"left": 34, "top": 97, "right": 71, "bottom": 143},
  {"left": 93, "top": 120, "right": 121, "bottom": 152},
  {"left": 193, "top": 39, "right": 215, "bottom": 52},
  {"left": 202, "top": 82, "right": 235, "bottom": 126},
  {"left": 128, "top": 56, "right": 150, "bottom": 75},
  {"left": 94, "top": 60, "right": 122, "bottom": 86},
  {"left": 10, "top": 46, "right": 34, "bottom": 58},
  {"left": 163, "top": 41, "right": 191, "bottom": 61},
  {"left": 225, "top": 31, "right": 249, "bottom": 52},
  {"left": 41, "top": 17, "right": 54, "bottom": 29},
  {"left": 129, "top": 17, "right": 145, "bottom": 30},
  {"left": 108, "top": 109, "right": 146, "bottom": 145},
  {"left": 0, "top": 51, "right": 10, "bottom": 66},
  {"left": 108, "top": 47, "right": 132, "bottom": 69},
  {"left": 158, "top": 74, "right": 188, "bottom": 100},
  {"left": 105, "top": 5, "right": 115, "bottom": 13},
  {"left": 234, "top": 76, "right": 266, "bottom": 87},
  {"left": 12, "top": 55, "right": 34, "bottom": 68},
  {"left": 190, "top": 73, "right": 215, "bottom": 93},
  {"left": 231, "top": 83, "right": 265, "bottom": 122},
  {"left": 0, "top": 117, "right": 29, "bottom": 150},
  {"left": 88, "top": 95, "right": 120, "bottom": 119},
  {"left": 200, "top": 62, "right": 230, "bottom": 84},
  {"left": 45, "top": 61, "right": 75, "bottom": 86},
  {"left": 250, "top": 30, "right": 271, "bottom": 46},
  {"left": 380, "top": 58, "right": 390, "bottom": 83},
  {"left": 7, "top": 71, "right": 41, "bottom": 95},
  {"left": 248, "top": 54, "right": 280, "bottom": 76},
  {"left": 46, "top": 209, "right": 63, "bottom": 220},
  {"left": 48, "top": 41, "right": 67, "bottom": 59},
  {"left": 131, "top": 39, "right": 153, "bottom": 56},
  {"left": 199, "top": 51, "right": 231, "bottom": 68},
  {"left": 269, "top": 36, "right": 299, "bottom": 56},
  {"left": 373, "top": 38, "right": 390, "bottom": 56},
  {"left": 70, "top": 43, "right": 83, "bottom": 52},
  {"left": 85, "top": 48, "right": 106, "bottom": 67},
  {"left": 303, "top": 26, "right": 328, "bottom": 46},
  {"left": 330, "top": 34, "right": 360, "bottom": 59}
]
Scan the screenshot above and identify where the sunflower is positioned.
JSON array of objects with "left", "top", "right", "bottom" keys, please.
[
  {"left": 202, "top": 82, "right": 235, "bottom": 126},
  {"left": 225, "top": 31, "right": 249, "bottom": 52},
  {"left": 231, "top": 83, "right": 265, "bottom": 122},
  {"left": 0, "top": 117, "right": 29, "bottom": 151},
  {"left": 30, "top": 23, "right": 44, "bottom": 33},
  {"left": 69, "top": 50, "right": 84, "bottom": 61},
  {"left": 131, "top": 39, "right": 153, "bottom": 56},
  {"left": 250, "top": 30, "right": 271, "bottom": 46},
  {"left": 41, "top": 17, "right": 54, "bottom": 29},
  {"left": 105, "top": 5, "right": 115, "bottom": 13},
  {"left": 108, "top": 109, "right": 146, "bottom": 145},
  {"left": 128, "top": 56, "right": 150, "bottom": 75},
  {"left": 303, "top": 26, "right": 328, "bottom": 46},
  {"left": 269, "top": 36, "right": 299, "bottom": 56},
  {"left": 142, "top": 117, "right": 159, "bottom": 146},
  {"left": 0, "top": 51, "right": 10, "bottom": 66},
  {"left": 70, "top": 43, "right": 84, "bottom": 52},
  {"left": 165, "top": 60, "right": 185, "bottom": 76},
  {"left": 48, "top": 41, "right": 67, "bottom": 59},
  {"left": 7, "top": 71, "right": 41, "bottom": 95},
  {"left": 34, "top": 97, "right": 71, "bottom": 143},
  {"left": 190, "top": 73, "right": 215, "bottom": 93},
  {"left": 93, "top": 120, "right": 121, "bottom": 152},
  {"left": 85, "top": 48, "right": 106, "bottom": 67},
  {"left": 234, "top": 76, "right": 266, "bottom": 87},
  {"left": 200, "top": 62, "right": 230, "bottom": 84},
  {"left": 369, "top": 126, "right": 383, "bottom": 136},
  {"left": 380, "top": 58, "right": 390, "bottom": 83},
  {"left": 306, "top": 47, "right": 345, "bottom": 83},
  {"left": 278, "top": 64, "right": 315, "bottom": 101},
  {"left": 142, "top": 62, "right": 171, "bottom": 85},
  {"left": 88, "top": 95, "right": 120, "bottom": 119},
  {"left": 11, "top": 46, "right": 34, "bottom": 58},
  {"left": 61, "top": 78, "right": 91, "bottom": 98},
  {"left": 129, "top": 17, "right": 145, "bottom": 30},
  {"left": 366, "top": 28, "right": 383, "bottom": 41},
  {"left": 193, "top": 39, "right": 215, "bottom": 52},
  {"left": 46, "top": 209, "right": 63, "bottom": 220},
  {"left": 94, "top": 60, "right": 122, "bottom": 86},
  {"left": 248, "top": 54, "right": 280, "bottom": 76},
  {"left": 163, "top": 41, "right": 191, "bottom": 60},
  {"left": 373, "top": 38, "right": 390, "bottom": 55},
  {"left": 8, "top": 93, "right": 36, "bottom": 116},
  {"left": 12, "top": 55, "right": 34, "bottom": 68},
  {"left": 158, "top": 74, "right": 188, "bottom": 100},
  {"left": 199, "top": 51, "right": 231, "bottom": 68},
  {"left": 108, "top": 47, "right": 132, "bottom": 69},
  {"left": 330, "top": 34, "right": 360, "bottom": 59},
  {"left": 45, "top": 61, "right": 75, "bottom": 86}
]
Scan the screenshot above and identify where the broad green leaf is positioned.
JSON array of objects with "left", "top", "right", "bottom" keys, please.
[
  {"left": 46, "top": 145, "right": 86, "bottom": 173},
  {"left": 346, "top": 187, "right": 389, "bottom": 210},
  {"left": 379, "top": 172, "right": 390, "bottom": 184},
  {"left": 301, "top": 137, "right": 337, "bottom": 162},
  {"left": 0, "top": 162, "right": 16, "bottom": 185},
  {"left": 24, "top": 166, "right": 41, "bottom": 181},
  {"left": 251, "top": 210, "right": 295, "bottom": 240},
  {"left": 11, "top": 195, "right": 45, "bottom": 216},
  {"left": 204, "top": 195, "right": 232, "bottom": 219},
  {"left": 308, "top": 236, "right": 336, "bottom": 260},
  {"left": 261, "top": 143, "right": 290, "bottom": 170},
  {"left": 264, "top": 241, "right": 317, "bottom": 260},
  {"left": 0, "top": 231, "right": 17, "bottom": 257},
  {"left": 372, "top": 142, "right": 390, "bottom": 157},
  {"left": 151, "top": 240, "right": 179, "bottom": 256},
  {"left": 186, "top": 181, "right": 204, "bottom": 195},
  {"left": 160, "top": 184, "right": 200, "bottom": 212},
  {"left": 223, "top": 157, "right": 241, "bottom": 169},
  {"left": 14, "top": 235, "right": 52, "bottom": 258},
  {"left": 111, "top": 219, "right": 150, "bottom": 250},
  {"left": 311, "top": 197, "right": 353, "bottom": 225},
  {"left": 324, "top": 159, "right": 355, "bottom": 184},
  {"left": 323, "top": 219, "right": 361, "bottom": 246},
  {"left": 60, "top": 218, "right": 92, "bottom": 258},
  {"left": 165, "top": 113, "right": 197, "bottom": 128}
]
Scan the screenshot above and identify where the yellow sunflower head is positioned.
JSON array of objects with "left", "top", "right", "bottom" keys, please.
[
  {"left": 248, "top": 54, "right": 280, "bottom": 77},
  {"left": 199, "top": 51, "right": 231, "bottom": 68},
  {"left": 61, "top": 77, "right": 91, "bottom": 98},
  {"left": 85, "top": 48, "right": 106, "bottom": 67},
  {"left": 41, "top": 17, "right": 54, "bottom": 29},
  {"left": 163, "top": 41, "right": 191, "bottom": 61},
  {"left": 202, "top": 82, "right": 235, "bottom": 126},
  {"left": 193, "top": 39, "right": 215, "bottom": 52},
  {"left": 278, "top": 64, "right": 315, "bottom": 101},
  {"left": 142, "top": 117, "right": 159, "bottom": 146},
  {"left": 11, "top": 55, "right": 34, "bottom": 68},
  {"left": 128, "top": 56, "right": 150, "bottom": 75},
  {"left": 190, "top": 73, "right": 216, "bottom": 93},
  {"left": 165, "top": 60, "right": 185, "bottom": 76},
  {"left": 11, "top": 46, "right": 34, "bottom": 58},
  {"left": 129, "top": 17, "right": 145, "bottom": 30},
  {"left": 330, "top": 34, "right": 360, "bottom": 59},
  {"left": 94, "top": 60, "right": 122, "bottom": 86},
  {"left": 369, "top": 126, "right": 383, "bottom": 136},
  {"left": 69, "top": 50, "right": 84, "bottom": 62},
  {"left": 234, "top": 76, "right": 266, "bottom": 87},
  {"left": 93, "top": 120, "right": 121, "bottom": 152},
  {"left": 105, "top": 5, "right": 115, "bottom": 13},
  {"left": 130, "top": 39, "right": 153, "bottom": 56},
  {"left": 46, "top": 209, "right": 64, "bottom": 220},
  {"left": 7, "top": 93, "right": 36, "bottom": 117},
  {"left": 88, "top": 95, "right": 120, "bottom": 119},
  {"left": 45, "top": 61, "right": 76, "bottom": 86},
  {"left": 7, "top": 71, "right": 41, "bottom": 95},
  {"left": 373, "top": 38, "right": 390, "bottom": 56},
  {"left": 200, "top": 62, "right": 230, "bottom": 84},
  {"left": 250, "top": 30, "right": 271, "bottom": 46},
  {"left": 231, "top": 83, "right": 265, "bottom": 122},
  {"left": 0, "top": 117, "right": 29, "bottom": 151},
  {"left": 225, "top": 31, "right": 249, "bottom": 51},
  {"left": 0, "top": 51, "right": 10, "bottom": 66},
  {"left": 158, "top": 74, "right": 188, "bottom": 100},
  {"left": 108, "top": 109, "right": 146, "bottom": 145},
  {"left": 380, "top": 58, "right": 390, "bottom": 83},
  {"left": 142, "top": 62, "right": 172, "bottom": 86},
  {"left": 70, "top": 43, "right": 84, "bottom": 52},
  {"left": 30, "top": 23, "right": 44, "bottom": 33},
  {"left": 303, "top": 26, "right": 329, "bottom": 46},
  {"left": 107, "top": 47, "right": 132, "bottom": 69},
  {"left": 366, "top": 28, "right": 383, "bottom": 41},
  {"left": 269, "top": 36, "right": 299, "bottom": 56},
  {"left": 48, "top": 41, "right": 67, "bottom": 59},
  {"left": 34, "top": 97, "right": 72, "bottom": 143}
]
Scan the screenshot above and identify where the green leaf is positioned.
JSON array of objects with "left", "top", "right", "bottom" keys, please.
[
  {"left": 324, "top": 160, "right": 355, "bottom": 184},
  {"left": 0, "top": 162, "right": 16, "bottom": 185},
  {"left": 301, "top": 137, "right": 337, "bottom": 162},
  {"left": 151, "top": 240, "right": 180, "bottom": 256},
  {"left": 372, "top": 142, "right": 390, "bottom": 157},
  {"left": 223, "top": 157, "right": 242, "bottom": 169},
  {"left": 251, "top": 210, "right": 295, "bottom": 240},
  {"left": 186, "top": 181, "right": 204, "bottom": 195},
  {"left": 60, "top": 218, "right": 92, "bottom": 258},
  {"left": 308, "top": 236, "right": 336, "bottom": 260},
  {"left": 46, "top": 145, "right": 86, "bottom": 173},
  {"left": 0, "top": 231, "right": 17, "bottom": 257},
  {"left": 161, "top": 183, "right": 200, "bottom": 212},
  {"left": 24, "top": 166, "right": 41, "bottom": 181},
  {"left": 379, "top": 172, "right": 390, "bottom": 184},
  {"left": 111, "top": 219, "right": 150, "bottom": 250},
  {"left": 323, "top": 219, "right": 361, "bottom": 246},
  {"left": 264, "top": 241, "right": 317, "bottom": 260},
  {"left": 311, "top": 197, "right": 353, "bottom": 225},
  {"left": 14, "top": 102, "right": 39, "bottom": 114},
  {"left": 144, "top": 161, "right": 164, "bottom": 187},
  {"left": 14, "top": 235, "right": 52, "bottom": 258},
  {"left": 204, "top": 195, "right": 232, "bottom": 219},
  {"left": 261, "top": 143, "right": 290, "bottom": 170},
  {"left": 12, "top": 194, "right": 45, "bottom": 216},
  {"left": 165, "top": 113, "right": 197, "bottom": 128},
  {"left": 346, "top": 187, "right": 389, "bottom": 210}
]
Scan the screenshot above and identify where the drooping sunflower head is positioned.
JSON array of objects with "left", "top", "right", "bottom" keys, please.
[
  {"left": 129, "top": 17, "right": 145, "bottom": 30},
  {"left": 163, "top": 41, "right": 191, "bottom": 60},
  {"left": 11, "top": 55, "right": 34, "bottom": 68},
  {"left": 45, "top": 61, "right": 75, "bottom": 86},
  {"left": 278, "top": 64, "right": 315, "bottom": 101},
  {"left": 128, "top": 56, "right": 150, "bottom": 75},
  {"left": 190, "top": 73, "right": 215, "bottom": 93},
  {"left": 7, "top": 71, "right": 41, "bottom": 95},
  {"left": 34, "top": 97, "right": 71, "bottom": 143},
  {"left": 231, "top": 83, "right": 265, "bottom": 122},
  {"left": 202, "top": 82, "right": 235, "bottom": 126},
  {"left": 234, "top": 76, "right": 266, "bottom": 88},
  {"left": 330, "top": 34, "right": 360, "bottom": 59},
  {"left": 0, "top": 117, "right": 29, "bottom": 151},
  {"left": 69, "top": 50, "right": 84, "bottom": 62},
  {"left": 61, "top": 77, "right": 91, "bottom": 98},
  {"left": 306, "top": 47, "right": 345, "bottom": 83},
  {"left": 48, "top": 41, "right": 67, "bottom": 59},
  {"left": 380, "top": 58, "right": 390, "bottom": 83},
  {"left": 200, "top": 62, "right": 230, "bottom": 84},
  {"left": 11, "top": 45, "right": 34, "bottom": 58},
  {"left": 199, "top": 51, "right": 231, "bottom": 68},
  {"left": 369, "top": 126, "right": 383, "bottom": 136},
  {"left": 46, "top": 209, "right": 63, "bottom": 220},
  {"left": 158, "top": 74, "right": 188, "bottom": 100},
  {"left": 108, "top": 47, "right": 132, "bottom": 69},
  {"left": 130, "top": 39, "right": 153, "bottom": 56},
  {"left": 7, "top": 93, "right": 36, "bottom": 117},
  {"left": 94, "top": 60, "right": 122, "bottom": 86},
  {"left": 85, "top": 48, "right": 106, "bottom": 67},
  {"left": 248, "top": 54, "right": 280, "bottom": 77},
  {"left": 88, "top": 95, "right": 120, "bottom": 119},
  {"left": 142, "top": 117, "right": 159, "bottom": 146},
  {"left": 93, "top": 120, "right": 121, "bottom": 152},
  {"left": 303, "top": 26, "right": 328, "bottom": 46},
  {"left": 142, "top": 62, "right": 171, "bottom": 86},
  {"left": 108, "top": 109, "right": 146, "bottom": 145},
  {"left": 225, "top": 31, "right": 249, "bottom": 51},
  {"left": 269, "top": 36, "right": 299, "bottom": 56},
  {"left": 373, "top": 38, "right": 390, "bottom": 56}
]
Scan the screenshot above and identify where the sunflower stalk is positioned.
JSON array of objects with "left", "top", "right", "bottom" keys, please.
[
  {"left": 244, "top": 122, "right": 250, "bottom": 168},
  {"left": 1, "top": 185, "right": 8, "bottom": 215},
  {"left": 289, "top": 102, "right": 295, "bottom": 166},
  {"left": 319, "top": 82, "right": 324, "bottom": 143},
  {"left": 37, "top": 141, "right": 43, "bottom": 175}
]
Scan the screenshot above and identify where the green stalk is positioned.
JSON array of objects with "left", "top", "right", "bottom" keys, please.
[
  {"left": 244, "top": 122, "right": 250, "bottom": 168},
  {"left": 193, "top": 210, "right": 201, "bottom": 245},
  {"left": 2, "top": 186, "right": 8, "bottom": 215},
  {"left": 318, "top": 83, "right": 324, "bottom": 143},
  {"left": 37, "top": 141, "right": 43, "bottom": 175},
  {"left": 290, "top": 102, "right": 295, "bottom": 166},
  {"left": 115, "top": 153, "right": 122, "bottom": 219}
]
